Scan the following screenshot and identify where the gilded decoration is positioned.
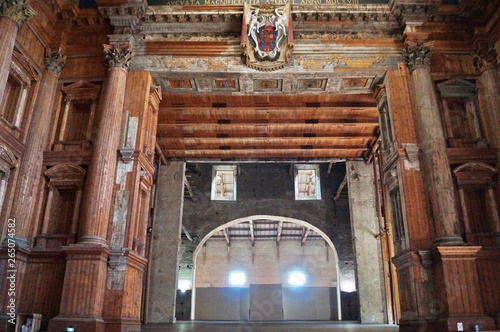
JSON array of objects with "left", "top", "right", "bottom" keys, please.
[{"left": 241, "top": 4, "right": 294, "bottom": 71}]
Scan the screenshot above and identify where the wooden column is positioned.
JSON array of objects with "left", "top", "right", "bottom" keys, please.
[
  {"left": 49, "top": 44, "right": 133, "bottom": 332},
  {"left": 472, "top": 44, "right": 500, "bottom": 149},
  {"left": 403, "top": 42, "right": 463, "bottom": 245},
  {"left": 78, "top": 44, "right": 133, "bottom": 246},
  {"left": 9, "top": 48, "right": 66, "bottom": 247},
  {"left": 0, "top": 0, "right": 34, "bottom": 100}
]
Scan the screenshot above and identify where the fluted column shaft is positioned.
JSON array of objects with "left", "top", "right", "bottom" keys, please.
[
  {"left": 473, "top": 45, "right": 500, "bottom": 149},
  {"left": 0, "top": 0, "right": 33, "bottom": 100},
  {"left": 404, "top": 42, "right": 463, "bottom": 245},
  {"left": 0, "top": 17, "right": 18, "bottom": 100},
  {"left": 9, "top": 49, "right": 65, "bottom": 247},
  {"left": 78, "top": 44, "right": 133, "bottom": 246}
]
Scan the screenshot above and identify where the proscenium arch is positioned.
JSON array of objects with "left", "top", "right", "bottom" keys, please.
[{"left": 191, "top": 214, "right": 342, "bottom": 320}]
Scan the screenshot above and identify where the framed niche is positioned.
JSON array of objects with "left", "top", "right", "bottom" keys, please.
[
  {"left": 53, "top": 81, "right": 101, "bottom": 151},
  {"left": 437, "top": 78, "right": 486, "bottom": 148},
  {"left": 453, "top": 162, "right": 499, "bottom": 247},
  {"left": 384, "top": 167, "right": 408, "bottom": 253},
  {"left": 0, "top": 51, "right": 39, "bottom": 133},
  {"left": 36, "top": 164, "right": 86, "bottom": 248}
]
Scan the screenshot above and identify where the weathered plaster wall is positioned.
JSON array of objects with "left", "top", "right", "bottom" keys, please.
[
  {"left": 347, "top": 161, "right": 386, "bottom": 324},
  {"left": 148, "top": 162, "right": 185, "bottom": 323},
  {"left": 195, "top": 240, "right": 338, "bottom": 287},
  {"left": 193, "top": 239, "right": 338, "bottom": 321}
]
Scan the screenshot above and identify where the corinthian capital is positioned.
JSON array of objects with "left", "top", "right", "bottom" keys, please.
[
  {"left": 472, "top": 44, "right": 498, "bottom": 73},
  {"left": 403, "top": 41, "right": 433, "bottom": 72},
  {"left": 0, "top": 0, "right": 35, "bottom": 26},
  {"left": 103, "top": 44, "right": 134, "bottom": 70},
  {"left": 44, "top": 48, "right": 66, "bottom": 76}
]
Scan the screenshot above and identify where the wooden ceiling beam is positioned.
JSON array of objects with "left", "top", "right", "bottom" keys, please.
[
  {"left": 334, "top": 175, "right": 348, "bottom": 202},
  {"left": 184, "top": 174, "right": 196, "bottom": 202},
  {"left": 160, "top": 138, "right": 372, "bottom": 150},
  {"left": 301, "top": 227, "right": 310, "bottom": 246},
  {"left": 276, "top": 220, "right": 283, "bottom": 245},
  {"left": 157, "top": 123, "right": 378, "bottom": 137},
  {"left": 164, "top": 148, "right": 367, "bottom": 159},
  {"left": 223, "top": 227, "right": 231, "bottom": 246},
  {"left": 160, "top": 93, "right": 375, "bottom": 108},
  {"left": 159, "top": 107, "right": 379, "bottom": 123},
  {"left": 248, "top": 220, "right": 255, "bottom": 246}
]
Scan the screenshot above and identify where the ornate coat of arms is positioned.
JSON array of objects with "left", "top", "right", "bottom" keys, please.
[{"left": 241, "top": 4, "right": 294, "bottom": 71}]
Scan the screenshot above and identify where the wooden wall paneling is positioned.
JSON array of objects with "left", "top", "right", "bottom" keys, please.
[
  {"left": 15, "top": 25, "right": 46, "bottom": 74},
  {"left": 19, "top": 251, "right": 66, "bottom": 326},
  {"left": 431, "top": 246, "right": 496, "bottom": 332},
  {"left": 476, "top": 249, "right": 500, "bottom": 326},
  {"left": 60, "top": 56, "right": 107, "bottom": 81}
]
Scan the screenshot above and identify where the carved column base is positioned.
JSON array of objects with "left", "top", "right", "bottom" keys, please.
[
  {"left": 48, "top": 245, "right": 110, "bottom": 332},
  {"left": 431, "top": 246, "right": 496, "bottom": 332},
  {"left": 433, "top": 235, "right": 465, "bottom": 246}
]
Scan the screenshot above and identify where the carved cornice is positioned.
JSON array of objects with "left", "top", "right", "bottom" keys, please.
[
  {"left": 472, "top": 44, "right": 498, "bottom": 73},
  {"left": 45, "top": 163, "right": 86, "bottom": 188},
  {"left": 48, "top": 0, "right": 105, "bottom": 26},
  {"left": 402, "top": 41, "right": 432, "bottom": 72},
  {"left": 44, "top": 48, "right": 67, "bottom": 75},
  {"left": 103, "top": 44, "right": 134, "bottom": 70},
  {"left": 149, "top": 85, "right": 162, "bottom": 111},
  {"left": 0, "top": 0, "right": 35, "bottom": 26}
]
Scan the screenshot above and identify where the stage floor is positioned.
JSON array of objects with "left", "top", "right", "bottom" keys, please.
[{"left": 142, "top": 321, "right": 399, "bottom": 332}]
